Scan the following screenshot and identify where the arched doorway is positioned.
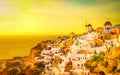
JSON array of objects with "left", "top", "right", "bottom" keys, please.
[{"left": 99, "top": 71, "right": 105, "bottom": 75}]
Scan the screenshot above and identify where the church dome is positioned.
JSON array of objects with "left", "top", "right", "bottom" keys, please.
[{"left": 104, "top": 21, "right": 112, "bottom": 26}]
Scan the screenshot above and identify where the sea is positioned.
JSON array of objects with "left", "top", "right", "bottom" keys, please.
[{"left": 0, "top": 35, "right": 59, "bottom": 60}]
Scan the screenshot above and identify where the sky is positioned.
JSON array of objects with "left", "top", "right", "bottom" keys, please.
[{"left": 0, "top": 0, "right": 120, "bottom": 35}]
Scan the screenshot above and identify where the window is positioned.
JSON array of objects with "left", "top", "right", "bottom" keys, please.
[
  {"left": 83, "top": 57, "right": 84, "bottom": 59},
  {"left": 81, "top": 57, "right": 82, "bottom": 59},
  {"left": 106, "top": 27, "right": 111, "bottom": 30},
  {"left": 85, "top": 73, "right": 87, "bottom": 75},
  {"left": 81, "top": 64, "right": 83, "bottom": 66}
]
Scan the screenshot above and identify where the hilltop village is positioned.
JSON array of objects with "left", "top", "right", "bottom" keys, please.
[{"left": 0, "top": 21, "right": 120, "bottom": 75}]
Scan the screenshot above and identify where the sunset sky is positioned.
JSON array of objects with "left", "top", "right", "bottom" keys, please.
[{"left": 0, "top": 0, "right": 120, "bottom": 35}]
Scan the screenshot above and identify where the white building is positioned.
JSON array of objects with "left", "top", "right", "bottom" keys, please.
[
  {"left": 103, "top": 21, "right": 112, "bottom": 34},
  {"left": 105, "top": 38, "right": 119, "bottom": 48}
]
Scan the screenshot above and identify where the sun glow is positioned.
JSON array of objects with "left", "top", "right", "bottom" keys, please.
[{"left": 0, "top": 0, "right": 119, "bottom": 35}]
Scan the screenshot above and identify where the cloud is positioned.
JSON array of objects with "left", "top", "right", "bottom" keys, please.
[
  {"left": 0, "top": 0, "right": 119, "bottom": 35},
  {"left": 65, "top": 0, "right": 120, "bottom": 6},
  {"left": 0, "top": 7, "right": 21, "bottom": 16}
]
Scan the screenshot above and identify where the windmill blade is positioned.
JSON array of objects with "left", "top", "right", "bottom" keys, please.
[
  {"left": 83, "top": 19, "right": 88, "bottom": 27},
  {"left": 82, "top": 24, "right": 88, "bottom": 27}
]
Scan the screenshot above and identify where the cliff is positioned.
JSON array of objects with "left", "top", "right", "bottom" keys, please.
[{"left": 0, "top": 23, "right": 120, "bottom": 75}]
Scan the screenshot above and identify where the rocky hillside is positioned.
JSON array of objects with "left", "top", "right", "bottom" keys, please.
[{"left": 0, "top": 23, "right": 120, "bottom": 75}]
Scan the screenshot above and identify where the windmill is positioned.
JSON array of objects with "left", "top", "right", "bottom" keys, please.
[
  {"left": 83, "top": 19, "right": 94, "bottom": 33},
  {"left": 83, "top": 20, "right": 89, "bottom": 28}
]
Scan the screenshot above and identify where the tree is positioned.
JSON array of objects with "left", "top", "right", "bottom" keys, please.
[
  {"left": 8, "top": 69, "right": 19, "bottom": 75},
  {"left": 34, "top": 62, "right": 45, "bottom": 73},
  {"left": 85, "top": 60, "right": 92, "bottom": 68},
  {"left": 85, "top": 51, "right": 105, "bottom": 73}
]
